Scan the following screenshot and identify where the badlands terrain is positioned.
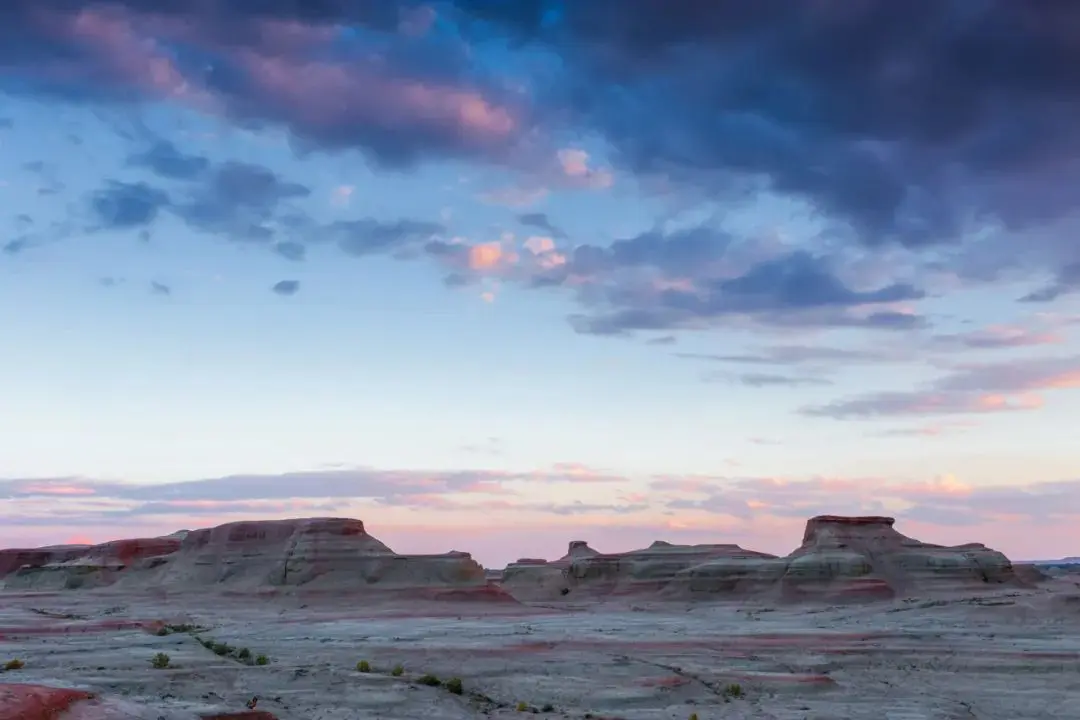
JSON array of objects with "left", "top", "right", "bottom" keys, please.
[{"left": 0, "top": 516, "right": 1077, "bottom": 719}]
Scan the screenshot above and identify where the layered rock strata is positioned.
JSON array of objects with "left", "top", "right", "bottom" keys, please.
[
  {"left": 501, "top": 516, "right": 1025, "bottom": 603},
  {"left": 0, "top": 518, "right": 489, "bottom": 593}
]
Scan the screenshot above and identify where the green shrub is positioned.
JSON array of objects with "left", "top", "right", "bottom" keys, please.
[
  {"left": 151, "top": 652, "right": 171, "bottom": 669},
  {"left": 444, "top": 677, "right": 463, "bottom": 695},
  {"left": 3, "top": 659, "right": 24, "bottom": 671},
  {"left": 417, "top": 673, "right": 441, "bottom": 686},
  {"left": 516, "top": 701, "right": 528, "bottom": 712},
  {"left": 722, "top": 682, "right": 743, "bottom": 699},
  {"left": 255, "top": 654, "right": 269, "bottom": 666},
  {"left": 237, "top": 648, "right": 252, "bottom": 662},
  {"left": 356, "top": 660, "right": 371, "bottom": 673},
  {"left": 390, "top": 664, "right": 404, "bottom": 677}
]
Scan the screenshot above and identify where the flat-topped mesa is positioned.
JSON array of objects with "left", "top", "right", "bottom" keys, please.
[
  {"left": 159, "top": 517, "right": 487, "bottom": 590},
  {"left": 779, "top": 514, "right": 1023, "bottom": 602},
  {"left": 1, "top": 518, "right": 493, "bottom": 594},
  {"left": 801, "top": 515, "right": 897, "bottom": 545}
]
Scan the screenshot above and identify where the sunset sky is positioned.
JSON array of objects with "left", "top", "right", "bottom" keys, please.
[{"left": 2, "top": 0, "right": 1079, "bottom": 567}]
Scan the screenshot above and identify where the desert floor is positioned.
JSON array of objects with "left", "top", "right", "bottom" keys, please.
[{"left": 1, "top": 580, "right": 1078, "bottom": 719}]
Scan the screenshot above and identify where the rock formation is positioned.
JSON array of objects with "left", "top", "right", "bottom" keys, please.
[
  {"left": 0, "top": 518, "right": 491, "bottom": 595},
  {"left": 0, "top": 515, "right": 1031, "bottom": 604},
  {"left": 502, "top": 515, "right": 1027, "bottom": 603}
]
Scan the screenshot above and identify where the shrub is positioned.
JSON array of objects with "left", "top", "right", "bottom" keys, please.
[
  {"left": 211, "top": 642, "right": 232, "bottom": 656},
  {"left": 541, "top": 704, "right": 554, "bottom": 713},
  {"left": 3, "top": 659, "right": 25, "bottom": 671},
  {"left": 356, "top": 660, "right": 371, "bottom": 673},
  {"left": 237, "top": 648, "right": 252, "bottom": 662},
  {"left": 722, "top": 682, "right": 743, "bottom": 699},
  {"left": 516, "top": 701, "right": 528, "bottom": 712},
  {"left": 151, "top": 653, "right": 171, "bottom": 669},
  {"left": 689, "top": 714, "right": 699, "bottom": 720},
  {"left": 390, "top": 664, "right": 404, "bottom": 677},
  {"left": 444, "top": 677, "right": 463, "bottom": 695},
  {"left": 255, "top": 654, "right": 269, "bottom": 666},
  {"left": 417, "top": 673, "right": 441, "bottom": 686}
]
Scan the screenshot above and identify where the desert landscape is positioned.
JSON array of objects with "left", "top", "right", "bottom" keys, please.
[{"left": 0, "top": 516, "right": 1076, "bottom": 719}]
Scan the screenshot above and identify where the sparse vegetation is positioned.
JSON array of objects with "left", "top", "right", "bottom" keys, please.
[
  {"left": 237, "top": 647, "right": 252, "bottom": 661},
  {"left": 3, "top": 659, "right": 25, "bottom": 671},
  {"left": 689, "top": 713, "right": 699, "bottom": 720},
  {"left": 444, "top": 677, "right": 463, "bottom": 695},
  {"left": 516, "top": 701, "right": 529, "bottom": 712},
  {"left": 390, "top": 663, "right": 404, "bottom": 677},
  {"left": 356, "top": 659, "right": 371, "bottom": 673},
  {"left": 151, "top": 652, "right": 171, "bottom": 669},
  {"left": 541, "top": 704, "right": 554, "bottom": 713},
  {"left": 722, "top": 682, "right": 743, "bottom": 699},
  {"left": 255, "top": 654, "right": 269, "bottom": 666},
  {"left": 418, "top": 673, "right": 441, "bottom": 686},
  {"left": 156, "top": 623, "right": 205, "bottom": 637}
]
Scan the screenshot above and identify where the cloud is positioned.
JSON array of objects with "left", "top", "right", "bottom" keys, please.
[
  {"left": 271, "top": 279, "right": 299, "bottom": 296},
  {"left": 149, "top": 280, "right": 171, "bottom": 296},
  {"left": 646, "top": 473, "right": 1080, "bottom": 527},
  {"left": 0, "top": 3, "right": 531, "bottom": 169},
  {"left": 90, "top": 181, "right": 171, "bottom": 229},
  {"left": 517, "top": 212, "right": 566, "bottom": 239},
  {"left": 804, "top": 355, "right": 1080, "bottom": 419}
]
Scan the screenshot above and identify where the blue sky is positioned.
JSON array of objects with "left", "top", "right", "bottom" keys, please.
[{"left": 2, "top": 1, "right": 1079, "bottom": 565}]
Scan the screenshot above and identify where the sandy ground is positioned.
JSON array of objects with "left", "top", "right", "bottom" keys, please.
[{"left": 1, "top": 579, "right": 1078, "bottom": 719}]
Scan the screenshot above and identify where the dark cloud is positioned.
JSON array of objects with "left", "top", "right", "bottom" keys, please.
[
  {"left": 518, "top": 212, "right": 566, "bottom": 239},
  {"left": 0, "top": 0, "right": 527, "bottom": 168},
  {"left": 803, "top": 355, "right": 1080, "bottom": 419},
  {"left": 271, "top": 279, "right": 300, "bottom": 296},
  {"left": 2, "top": 238, "right": 33, "bottom": 255},
  {"left": 331, "top": 219, "right": 445, "bottom": 257},
  {"left": 172, "top": 161, "right": 310, "bottom": 240},
  {"left": 458, "top": 1, "right": 1080, "bottom": 247},
  {"left": 90, "top": 181, "right": 171, "bottom": 229},
  {"left": 561, "top": 246, "right": 925, "bottom": 336},
  {"left": 128, "top": 140, "right": 210, "bottom": 180},
  {"left": 1020, "top": 262, "right": 1080, "bottom": 303},
  {"left": 273, "top": 241, "right": 306, "bottom": 262}
]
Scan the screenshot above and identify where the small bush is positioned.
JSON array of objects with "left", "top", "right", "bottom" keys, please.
[
  {"left": 3, "top": 659, "right": 25, "bottom": 671},
  {"left": 541, "top": 704, "right": 554, "bottom": 713},
  {"left": 722, "top": 682, "right": 743, "bottom": 699},
  {"left": 211, "top": 642, "right": 232, "bottom": 656},
  {"left": 356, "top": 660, "right": 371, "bottom": 673},
  {"left": 444, "top": 677, "right": 463, "bottom": 695},
  {"left": 516, "top": 701, "right": 528, "bottom": 712},
  {"left": 689, "top": 713, "right": 699, "bottom": 720},
  {"left": 255, "top": 654, "right": 269, "bottom": 666},
  {"left": 151, "top": 652, "right": 171, "bottom": 669},
  {"left": 417, "top": 673, "right": 441, "bottom": 686},
  {"left": 237, "top": 647, "right": 252, "bottom": 661},
  {"left": 390, "top": 664, "right": 404, "bottom": 677}
]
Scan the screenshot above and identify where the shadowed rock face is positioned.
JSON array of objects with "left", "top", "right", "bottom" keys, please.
[
  {"left": 501, "top": 516, "right": 1028, "bottom": 604},
  {"left": 0, "top": 518, "right": 490, "bottom": 593}
]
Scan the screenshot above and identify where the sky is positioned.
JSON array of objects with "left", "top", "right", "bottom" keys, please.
[{"left": 1, "top": 0, "right": 1079, "bottom": 567}]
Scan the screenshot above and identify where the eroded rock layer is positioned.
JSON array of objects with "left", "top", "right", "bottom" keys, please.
[
  {"left": 0, "top": 517, "right": 490, "bottom": 594},
  {"left": 501, "top": 516, "right": 1028, "bottom": 604}
]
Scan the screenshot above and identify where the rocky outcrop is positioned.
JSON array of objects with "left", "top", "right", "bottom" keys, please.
[
  {"left": 1, "top": 518, "right": 490, "bottom": 594},
  {"left": 1, "top": 538, "right": 181, "bottom": 590},
  {"left": 501, "top": 516, "right": 1026, "bottom": 604}
]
